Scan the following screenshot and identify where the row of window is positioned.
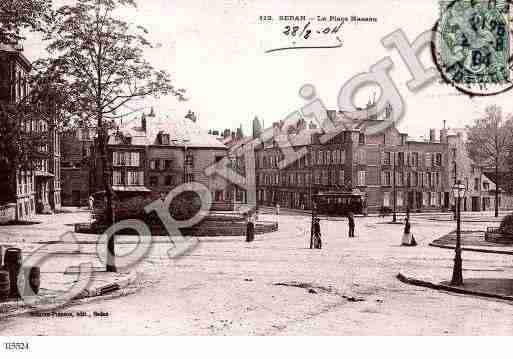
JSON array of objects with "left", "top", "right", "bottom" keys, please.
[
  {"left": 112, "top": 170, "right": 144, "bottom": 186},
  {"left": 382, "top": 151, "right": 443, "bottom": 168},
  {"left": 35, "top": 159, "right": 49, "bottom": 173},
  {"left": 17, "top": 171, "right": 34, "bottom": 195},
  {"left": 381, "top": 171, "right": 442, "bottom": 188},
  {"left": 113, "top": 152, "right": 195, "bottom": 168},
  {"left": 113, "top": 152, "right": 140, "bottom": 167},
  {"left": 20, "top": 118, "right": 48, "bottom": 135},
  {"left": 257, "top": 149, "right": 444, "bottom": 170},
  {"left": 149, "top": 159, "right": 173, "bottom": 171},
  {"left": 383, "top": 191, "right": 442, "bottom": 207},
  {"left": 257, "top": 149, "right": 350, "bottom": 169},
  {"left": 258, "top": 170, "right": 367, "bottom": 187}
]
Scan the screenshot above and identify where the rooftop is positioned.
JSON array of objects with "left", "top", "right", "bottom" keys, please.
[{"left": 110, "top": 115, "right": 226, "bottom": 149}]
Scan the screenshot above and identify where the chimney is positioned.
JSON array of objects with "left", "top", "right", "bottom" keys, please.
[
  {"left": 400, "top": 133, "right": 408, "bottom": 146},
  {"left": 429, "top": 129, "right": 436, "bottom": 143},
  {"left": 297, "top": 118, "right": 307, "bottom": 131},
  {"left": 440, "top": 129, "right": 448, "bottom": 144},
  {"left": 185, "top": 110, "right": 197, "bottom": 123},
  {"left": 384, "top": 103, "right": 393, "bottom": 120},
  {"left": 141, "top": 113, "right": 147, "bottom": 132}
]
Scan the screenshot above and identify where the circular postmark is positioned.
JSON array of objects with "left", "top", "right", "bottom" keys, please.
[{"left": 432, "top": 0, "right": 513, "bottom": 96}]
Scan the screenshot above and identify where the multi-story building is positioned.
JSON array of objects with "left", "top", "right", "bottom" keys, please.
[
  {"left": 60, "top": 128, "right": 95, "bottom": 206},
  {"left": 444, "top": 128, "right": 513, "bottom": 212},
  {"left": 90, "top": 111, "right": 232, "bottom": 206},
  {"left": 0, "top": 44, "right": 61, "bottom": 220},
  {"left": 255, "top": 109, "right": 451, "bottom": 213}
]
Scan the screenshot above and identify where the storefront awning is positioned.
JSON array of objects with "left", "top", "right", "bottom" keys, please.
[{"left": 112, "top": 186, "right": 151, "bottom": 192}]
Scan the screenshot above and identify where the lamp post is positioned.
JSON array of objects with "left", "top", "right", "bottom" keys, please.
[
  {"left": 451, "top": 180, "right": 466, "bottom": 286},
  {"left": 392, "top": 152, "right": 397, "bottom": 223},
  {"left": 406, "top": 173, "right": 411, "bottom": 223}
]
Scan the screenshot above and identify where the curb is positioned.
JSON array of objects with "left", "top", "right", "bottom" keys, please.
[
  {"left": 0, "top": 270, "right": 137, "bottom": 317},
  {"left": 429, "top": 242, "right": 513, "bottom": 256},
  {"left": 396, "top": 273, "right": 513, "bottom": 302},
  {"left": 74, "top": 270, "right": 137, "bottom": 299}
]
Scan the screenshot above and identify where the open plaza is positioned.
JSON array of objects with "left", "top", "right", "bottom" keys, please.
[{"left": 1, "top": 207, "right": 513, "bottom": 335}]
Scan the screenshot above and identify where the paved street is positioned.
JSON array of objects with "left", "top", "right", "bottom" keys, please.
[{"left": 1, "top": 209, "right": 513, "bottom": 335}]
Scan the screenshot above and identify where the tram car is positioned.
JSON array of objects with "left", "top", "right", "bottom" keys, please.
[{"left": 312, "top": 191, "right": 367, "bottom": 216}]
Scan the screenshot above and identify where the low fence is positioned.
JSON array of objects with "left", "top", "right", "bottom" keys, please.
[
  {"left": 485, "top": 227, "right": 513, "bottom": 244},
  {"left": 76, "top": 215, "right": 278, "bottom": 237}
]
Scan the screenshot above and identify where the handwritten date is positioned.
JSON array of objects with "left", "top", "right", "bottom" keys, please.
[{"left": 283, "top": 21, "right": 342, "bottom": 40}]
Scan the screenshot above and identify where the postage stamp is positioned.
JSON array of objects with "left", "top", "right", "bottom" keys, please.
[{"left": 434, "top": 0, "right": 513, "bottom": 95}]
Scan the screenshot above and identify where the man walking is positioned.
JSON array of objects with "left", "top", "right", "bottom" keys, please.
[
  {"left": 246, "top": 212, "right": 255, "bottom": 243},
  {"left": 312, "top": 217, "right": 322, "bottom": 249},
  {"left": 347, "top": 211, "right": 355, "bottom": 238}
]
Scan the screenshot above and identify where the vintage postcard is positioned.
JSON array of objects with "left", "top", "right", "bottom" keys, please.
[{"left": 1, "top": 0, "right": 513, "bottom": 354}]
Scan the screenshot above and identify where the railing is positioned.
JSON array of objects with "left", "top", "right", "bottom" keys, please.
[{"left": 485, "top": 226, "right": 513, "bottom": 243}]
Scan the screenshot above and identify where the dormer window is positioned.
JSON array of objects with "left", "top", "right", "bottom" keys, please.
[{"left": 157, "top": 131, "right": 170, "bottom": 145}]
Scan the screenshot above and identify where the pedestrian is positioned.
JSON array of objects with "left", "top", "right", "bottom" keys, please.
[
  {"left": 276, "top": 203, "right": 280, "bottom": 216},
  {"left": 347, "top": 211, "right": 355, "bottom": 238},
  {"left": 246, "top": 212, "right": 254, "bottom": 243},
  {"left": 401, "top": 218, "right": 417, "bottom": 246},
  {"left": 88, "top": 195, "right": 94, "bottom": 210},
  {"left": 313, "top": 217, "right": 322, "bottom": 249}
]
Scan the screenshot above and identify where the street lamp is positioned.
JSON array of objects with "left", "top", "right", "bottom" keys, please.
[
  {"left": 451, "top": 180, "right": 467, "bottom": 286},
  {"left": 392, "top": 152, "right": 397, "bottom": 223}
]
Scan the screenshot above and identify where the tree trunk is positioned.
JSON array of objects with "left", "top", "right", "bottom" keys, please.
[
  {"left": 98, "top": 124, "right": 116, "bottom": 272},
  {"left": 495, "top": 162, "right": 499, "bottom": 218}
]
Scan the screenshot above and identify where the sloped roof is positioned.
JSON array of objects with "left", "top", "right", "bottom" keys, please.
[
  {"left": 110, "top": 115, "right": 226, "bottom": 149},
  {"left": 0, "top": 43, "right": 31, "bottom": 70}
]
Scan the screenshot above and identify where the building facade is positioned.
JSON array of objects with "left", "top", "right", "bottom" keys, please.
[
  {"left": 0, "top": 44, "right": 61, "bottom": 220},
  {"left": 61, "top": 128, "right": 94, "bottom": 206},
  {"left": 90, "top": 112, "right": 232, "bottom": 207},
  {"left": 445, "top": 128, "right": 513, "bottom": 212},
  {"left": 255, "top": 111, "right": 451, "bottom": 213}
]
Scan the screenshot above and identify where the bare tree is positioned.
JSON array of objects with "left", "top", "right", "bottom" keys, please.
[
  {"left": 40, "top": 0, "right": 185, "bottom": 272},
  {"left": 466, "top": 105, "right": 513, "bottom": 217}
]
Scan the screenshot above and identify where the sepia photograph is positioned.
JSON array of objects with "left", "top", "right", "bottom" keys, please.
[{"left": 1, "top": 0, "right": 513, "bottom": 355}]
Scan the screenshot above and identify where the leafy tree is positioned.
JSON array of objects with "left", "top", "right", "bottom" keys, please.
[
  {"left": 466, "top": 105, "right": 513, "bottom": 217},
  {"left": 41, "top": 0, "right": 185, "bottom": 271},
  {"left": 0, "top": 0, "right": 53, "bottom": 44}
]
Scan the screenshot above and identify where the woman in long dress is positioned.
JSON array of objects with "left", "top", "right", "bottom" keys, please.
[{"left": 401, "top": 219, "right": 417, "bottom": 246}]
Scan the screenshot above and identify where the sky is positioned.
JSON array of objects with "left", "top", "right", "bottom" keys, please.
[{"left": 21, "top": 0, "right": 513, "bottom": 139}]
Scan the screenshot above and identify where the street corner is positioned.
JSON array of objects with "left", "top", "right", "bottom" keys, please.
[
  {"left": 430, "top": 230, "right": 513, "bottom": 255},
  {"left": 397, "top": 273, "right": 513, "bottom": 303}
]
